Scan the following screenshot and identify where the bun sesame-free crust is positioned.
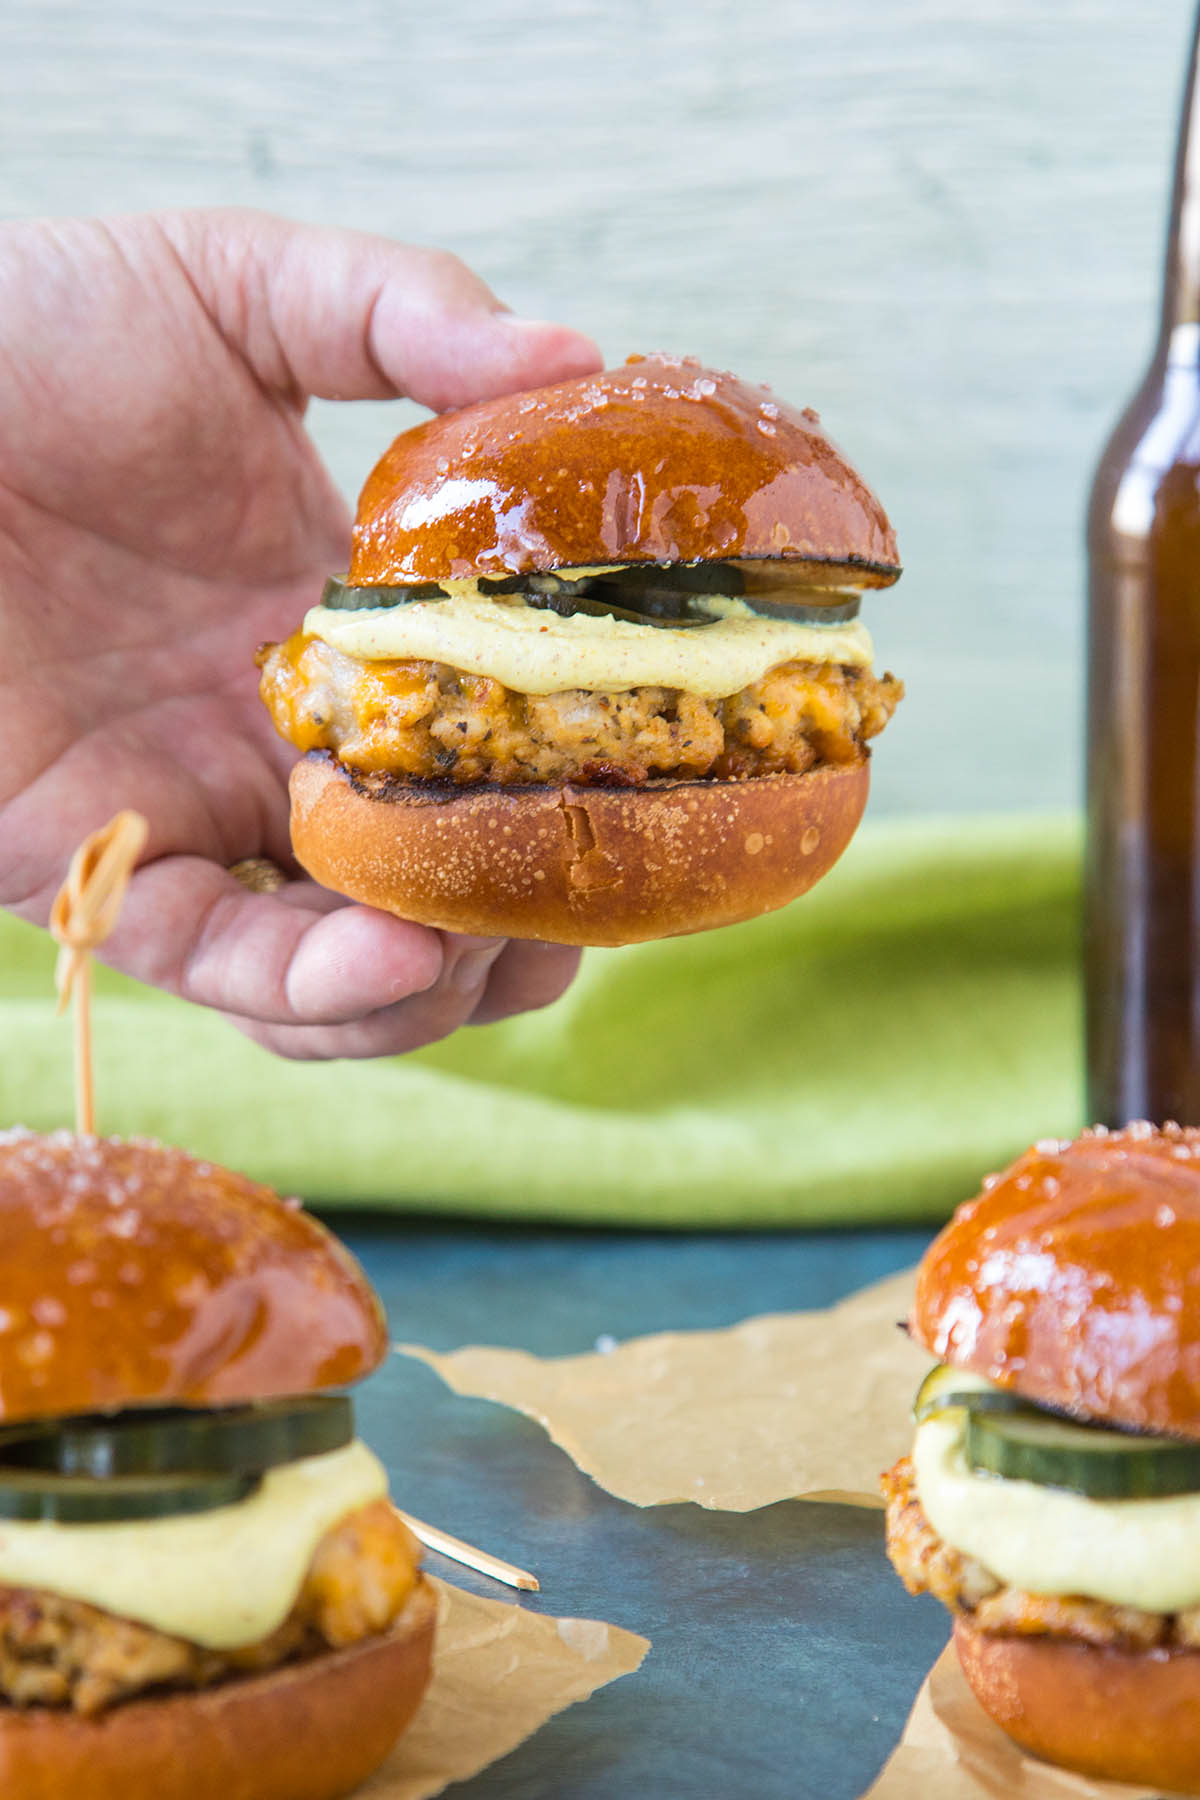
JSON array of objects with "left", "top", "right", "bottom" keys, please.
[
  {"left": 910, "top": 1122, "right": 1200, "bottom": 1438},
  {"left": 0, "top": 1577, "right": 437, "bottom": 1800},
  {"left": 289, "top": 751, "right": 871, "bottom": 947},
  {"left": 954, "top": 1616, "right": 1200, "bottom": 1793},
  {"left": 350, "top": 355, "right": 900, "bottom": 588},
  {"left": 0, "top": 1132, "right": 387, "bottom": 1424}
]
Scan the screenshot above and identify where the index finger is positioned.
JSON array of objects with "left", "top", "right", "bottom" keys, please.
[
  {"left": 155, "top": 209, "right": 604, "bottom": 414},
  {"left": 102, "top": 854, "right": 445, "bottom": 1027}
]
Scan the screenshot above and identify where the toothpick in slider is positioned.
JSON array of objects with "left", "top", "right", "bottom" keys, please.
[
  {"left": 48, "top": 811, "right": 149, "bottom": 1137},
  {"left": 397, "top": 1510, "right": 540, "bottom": 1592},
  {"left": 47, "top": 817, "right": 539, "bottom": 1594}
]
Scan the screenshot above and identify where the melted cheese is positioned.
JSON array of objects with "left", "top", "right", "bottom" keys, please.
[
  {"left": 914, "top": 1411, "right": 1200, "bottom": 1613},
  {"left": 304, "top": 588, "right": 873, "bottom": 699},
  {"left": 0, "top": 1440, "right": 386, "bottom": 1648}
]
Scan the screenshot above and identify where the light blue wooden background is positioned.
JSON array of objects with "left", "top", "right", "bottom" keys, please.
[{"left": 1, "top": 0, "right": 1193, "bottom": 817}]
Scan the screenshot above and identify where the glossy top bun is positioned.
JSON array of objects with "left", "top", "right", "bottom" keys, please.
[
  {"left": 0, "top": 1131, "right": 387, "bottom": 1424},
  {"left": 350, "top": 354, "right": 900, "bottom": 588},
  {"left": 911, "top": 1122, "right": 1200, "bottom": 1437}
]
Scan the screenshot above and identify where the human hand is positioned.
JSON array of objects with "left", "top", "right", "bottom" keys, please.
[{"left": 0, "top": 208, "right": 602, "bottom": 1057}]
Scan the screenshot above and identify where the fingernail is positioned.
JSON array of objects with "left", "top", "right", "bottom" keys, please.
[
  {"left": 498, "top": 314, "right": 554, "bottom": 334},
  {"left": 450, "top": 947, "right": 498, "bottom": 995},
  {"left": 499, "top": 314, "right": 593, "bottom": 341}
]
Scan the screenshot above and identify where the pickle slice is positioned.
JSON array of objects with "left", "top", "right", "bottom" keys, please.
[
  {"left": 320, "top": 575, "right": 446, "bottom": 610},
  {"left": 740, "top": 593, "right": 861, "bottom": 626},
  {"left": 0, "top": 1395, "right": 354, "bottom": 1479},
  {"left": 0, "top": 1466, "right": 257, "bottom": 1523},
  {"left": 964, "top": 1409, "right": 1200, "bottom": 1499},
  {"left": 523, "top": 585, "right": 710, "bottom": 629},
  {"left": 912, "top": 1363, "right": 1033, "bottom": 1424},
  {"left": 317, "top": 570, "right": 861, "bottom": 629},
  {"left": 318, "top": 571, "right": 711, "bottom": 627}
]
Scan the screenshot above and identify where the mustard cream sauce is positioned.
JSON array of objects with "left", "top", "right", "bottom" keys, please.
[
  {"left": 914, "top": 1410, "right": 1200, "bottom": 1613},
  {"left": 304, "top": 586, "right": 873, "bottom": 699},
  {"left": 0, "top": 1440, "right": 387, "bottom": 1648}
]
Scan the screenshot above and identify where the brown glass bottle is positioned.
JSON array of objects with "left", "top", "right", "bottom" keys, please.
[{"left": 1087, "top": 8, "right": 1200, "bottom": 1125}]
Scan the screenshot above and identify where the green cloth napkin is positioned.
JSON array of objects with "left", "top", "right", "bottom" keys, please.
[{"left": 0, "top": 815, "right": 1083, "bottom": 1226}]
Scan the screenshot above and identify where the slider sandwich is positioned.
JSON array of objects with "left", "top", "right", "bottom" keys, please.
[
  {"left": 0, "top": 1129, "right": 435, "bottom": 1800},
  {"left": 259, "top": 354, "right": 902, "bottom": 945},
  {"left": 883, "top": 1123, "right": 1200, "bottom": 1792}
]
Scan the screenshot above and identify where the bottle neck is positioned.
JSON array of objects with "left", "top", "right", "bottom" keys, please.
[{"left": 1161, "top": 6, "right": 1200, "bottom": 349}]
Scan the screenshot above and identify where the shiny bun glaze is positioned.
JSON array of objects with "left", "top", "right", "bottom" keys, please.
[
  {"left": 0, "top": 1581, "right": 437, "bottom": 1800},
  {"left": 911, "top": 1121, "right": 1200, "bottom": 1436},
  {"left": 954, "top": 1617, "right": 1200, "bottom": 1792},
  {"left": 350, "top": 354, "right": 901, "bottom": 587},
  {"left": 0, "top": 1131, "right": 387, "bottom": 1424}
]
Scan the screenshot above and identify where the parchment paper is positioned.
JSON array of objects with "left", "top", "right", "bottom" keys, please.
[
  {"left": 398, "top": 1266, "right": 925, "bottom": 1511},
  {"left": 862, "top": 1643, "right": 1165, "bottom": 1800},
  {"left": 364, "top": 1577, "right": 649, "bottom": 1800}
]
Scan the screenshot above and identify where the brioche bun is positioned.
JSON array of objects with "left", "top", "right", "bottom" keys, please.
[
  {"left": 281, "top": 354, "right": 900, "bottom": 944},
  {"left": 902, "top": 1123, "right": 1200, "bottom": 1789},
  {"left": 0, "top": 1133, "right": 432, "bottom": 1795},
  {"left": 0, "top": 1576, "right": 437, "bottom": 1800},
  {"left": 289, "top": 750, "right": 870, "bottom": 947},
  {"left": 953, "top": 1617, "right": 1200, "bottom": 1793},
  {"left": 351, "top": 354, "right": 901, "bottom": 587},
  {"left": 910, "top": 1121, "right": 1200, "bottom": 1436},
  {"left": 0, "top": 1129, "right": 387, "bottom": 1425}
]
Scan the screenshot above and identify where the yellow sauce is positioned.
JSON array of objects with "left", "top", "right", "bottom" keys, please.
[
  {"left": 0, "top": 1440, "right": 387, "bottom": 1648},
  {"left": 304, "top": 587, "right": 873, "bottom": 700},
  {"left": 914, "top": 1410, "right": 1200, "bottom": 1613}
]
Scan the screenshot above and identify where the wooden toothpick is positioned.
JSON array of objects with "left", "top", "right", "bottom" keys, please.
[
  {"left": 397, "top": 1509, "right": 540, "bottom": 1591},
  {"left": 48, "top": 811, "right": 149, "bottom": 1136},
  {"left": 46, "top": 814, "right": 538, "bottom": 1595}
]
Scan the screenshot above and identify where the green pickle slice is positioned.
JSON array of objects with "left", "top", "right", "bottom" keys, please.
[
  {"left": 317, "top": 570, "right": 861, "bottom": 629},
  {"left": 0, "top": 1467, "right": 258, "bottom": 1524},
  {"left": 0, "top": 1394, "right": 354, "bottom": 1480},
  {"left": 916, "top": 1364, "right": 1200, "bottom": 1498},
  {"left": 912, "top": 1362, "right": 1031, "bottom": 1424},
  {"left": 964, "top": 1409, "right": 1200, "bottom": 1500}
]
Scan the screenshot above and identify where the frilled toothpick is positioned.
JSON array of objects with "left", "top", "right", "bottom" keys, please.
[
  {"left": 48, "top": 810, "right": 148, "bottom": 1136},
  {"left": 46, "top": 814, "right": 540, "bottom": 1592}
]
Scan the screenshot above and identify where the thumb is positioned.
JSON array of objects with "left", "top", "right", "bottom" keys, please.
[{"left": 159, "top": 207, "right": 604, "bottom": 413}]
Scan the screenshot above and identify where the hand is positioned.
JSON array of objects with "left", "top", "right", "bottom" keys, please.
[{"left": 0, "top": 208, "right": 602, "bottom": 1057}]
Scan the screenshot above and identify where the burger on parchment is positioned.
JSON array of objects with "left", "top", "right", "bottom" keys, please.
[
  {"left": 258, "top": 354, "right": 902, "bottom": 946},
  {"left": 883, "top": 1122, "right": 1200, "bottom": 1793},
  {"left": 0, "top": 1129, "right": 435, "bottom": 1800}
]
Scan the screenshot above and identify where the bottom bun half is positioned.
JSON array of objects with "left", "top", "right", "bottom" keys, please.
[
  {"left": 954, "top": 1616, "right": 1200, "bottom": 1793},
  {"left": 0, "top": 1576, "right": 437, "bottom": 1800},
  {"left": 289, "top": 752, "right": 870, "bottom": 946}
]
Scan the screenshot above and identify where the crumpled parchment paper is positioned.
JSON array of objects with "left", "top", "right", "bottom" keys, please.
[
  {"left": 399, "top": 1266, "right": 925, "bottom": 1511},
  {"left": 365, "top": 1576, "right": 649, "bottom": 1800}
]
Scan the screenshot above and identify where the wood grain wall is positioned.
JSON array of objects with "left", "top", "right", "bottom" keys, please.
[{"left": 1, "top": 0, "right": 1193, "bottom": 815}]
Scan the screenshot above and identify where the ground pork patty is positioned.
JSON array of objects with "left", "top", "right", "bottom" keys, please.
[
  {"left": 0, "top": 1499, "right": 420, "bottom": 1717},
  {"left": 258, "top": 632, "right": 902, "bottom": 786},
  {"left": 882, "top": 1454, "right": 1200, "bottom": 1652}
]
